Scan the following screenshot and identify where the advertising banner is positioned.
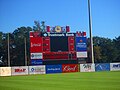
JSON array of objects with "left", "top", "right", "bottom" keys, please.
[
  {"left": 62, "top": 64, "right": 78, "bottom": 73},
  {"left": 110, "top": 63, "right": 120, "bottom": 71},
  {"left": 77, "top": 51, "right": 87, "bottom": 58},
  {"left": 95, "top": 63, "right": 110, "bottom": 71},
  {"left": 46, "top": 65, "right": 62, "bottom": 74},
  {"left": 0, "top": 67, "right": 11, "bottom": 76},
  {"left": 76, "top": 37, "right": 87, "bottom": 51},
  {"left": 31, "top": 53, "right": 43, "bottom": 59},
  {"left": 31, "top": 59, "right": 43, "bottom": 65},
  {"left": 30, "top": 37, "right": 42, "bottom": 53},
  {"left": 80, "top": 64, "right": 95, "bottom": 72},
  {"left": 11, "top": 66, "right": 28, "bottom": 75},
  {"left": 29, "top": 65, "right": 45, "bottom": 74}
]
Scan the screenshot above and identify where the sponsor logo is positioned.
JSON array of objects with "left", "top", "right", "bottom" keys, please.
[
  {"left": 31, "top": 53, "right": 42, "bottom": 59},
  {"left": 1, "top": 67, "right": 11, "bottom": 76},
  {"left": 31, "top": 60, "right": 43, "bottom": 65},
  {"left": 31, "top": 43, "right": 41, "bottom": 47},
  {"left": 31, "top": 67, "right": 44, "bottom": 72},
  {"left": 43, "top": 33, "right": 48, "bottom": 37},
  {"left": 95, "top": 63, "right": 110, "bottom": 71},
  {"left": 46, "top": 33, "right": 74, "bottom": 37},
  {"left": 46, "top": 65, "right": 62, "bottom": 73},
  {"left": 76, "top": 37, "right": 87, "bottom": 51},
  {"left": 15, "top": 69, "right": 26, "bottom": 72},
  {"left": 55, "top": 26, "right": 62, "bottom": 32},
  {"left": 113, "top": 64, "right": 120, "bottom": 68},
  {"left": 63, "top": 65, "right": 77, "bottom": 72},
  {"left": 48, "top": 68, "right": 61, "bottom": 71},
  {"left": 83, "top": 64, "right": 91, "bottom": 70}
]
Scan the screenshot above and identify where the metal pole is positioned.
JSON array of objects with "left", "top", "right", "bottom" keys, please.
[
  {"left": 88, "top": 0, "right": 94, "bottom": 63},
  {"left": 24, "top": 38, "right": 27, "bottom": 66},
  {"left": 8, "top": 33, "right": 10, "bottom": 66}
]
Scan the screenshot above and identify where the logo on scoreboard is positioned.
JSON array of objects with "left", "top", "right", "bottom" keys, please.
[{"left": 31, "top": 53, "right": 43, "bottom": 59}]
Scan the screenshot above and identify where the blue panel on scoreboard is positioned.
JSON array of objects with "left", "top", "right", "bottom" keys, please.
[
  {"left": 31, "top": 59, "right": 43, "bottom": 65},
  {"left": 76, "top": 37, "right": 87, "bottom": 51}
]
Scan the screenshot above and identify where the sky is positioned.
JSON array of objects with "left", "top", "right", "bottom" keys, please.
[{"left": 0, "top": 0, "right": 120, "bottom": 39}]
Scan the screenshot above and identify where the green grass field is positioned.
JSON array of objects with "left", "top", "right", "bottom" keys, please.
[{"left": 0, "top": 71, "right": 120, "bottom": 90}]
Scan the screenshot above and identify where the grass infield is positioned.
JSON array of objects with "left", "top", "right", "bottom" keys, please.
[{"left": 0, "top": 71, "right": 120, "bottom": 90}]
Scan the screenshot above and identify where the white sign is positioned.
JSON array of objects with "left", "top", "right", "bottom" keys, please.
[
  {"left": 77, "top": 52, "right": 87, "bottom": 58},
  {"left": 31, "top": 53, "right": 43, "bottom": 59},
  {"left": 11, "top": 66, "right": 28, "bottom": 75},
  {"left": 0, "top": 67, "right": 11, "bottom": 76},
  {"left": 29, "top": 65, "right": 45, "bottom": 74},
  {"left": 110, "top": 63, "right": 120, "bottom": 71},
  {"left": 80, "top": 64, "right": 95, "bottom": 72}
]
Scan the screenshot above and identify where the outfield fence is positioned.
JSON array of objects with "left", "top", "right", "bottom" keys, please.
[{"left": 0, "top": 63, "right": 120, "bottom": 76}]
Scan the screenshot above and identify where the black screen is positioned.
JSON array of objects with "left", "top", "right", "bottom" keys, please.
[{"left": 50, "top": 36, "right": 68, "bottom": 52}]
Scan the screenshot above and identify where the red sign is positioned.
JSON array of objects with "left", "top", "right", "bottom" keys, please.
[
  {"left": 30, "top": 37, "right": 43, "bottom": 53},
  {"left": 30, "top": 32, "right": 41, "bottom": 37},
  {"left": 15, "top": 69, "right": 26, "bottom": 72},
  {"left": 62, "top": 64, "right": 78, "bottom": 73}
]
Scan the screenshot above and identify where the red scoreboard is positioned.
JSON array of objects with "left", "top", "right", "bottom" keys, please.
[{"left": 30, "top": 26, "right": 87, "bottom": 65}]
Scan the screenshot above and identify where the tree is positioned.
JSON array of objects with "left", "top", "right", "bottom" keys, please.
[
  {"left": 113, "top": 36, "right": 120, "bottom": 62},
  {"left": 11, "top": 26, "right": 32, "bottom": 66}
]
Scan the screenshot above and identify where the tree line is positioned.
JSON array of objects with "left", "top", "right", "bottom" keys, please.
[{"left": 0, "top": 22, "right": 120, "bottom": 66}]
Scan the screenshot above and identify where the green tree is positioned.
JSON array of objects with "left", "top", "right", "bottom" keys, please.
[{"left": 113, "top": 36, "right": 120, "bottom": 62}]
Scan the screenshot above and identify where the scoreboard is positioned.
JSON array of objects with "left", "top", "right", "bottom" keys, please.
[{"left": 30, "top": 26, "right": 87, "bottom": 65}]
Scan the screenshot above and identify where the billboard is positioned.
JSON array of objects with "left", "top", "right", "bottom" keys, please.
[
  {"left": 0, "top": 67, "right": 11, "bottom": 76},
  {"left": 110, "top": 63, "right": 120, "bottom": 71},
  {"left": 30, "top": 37, "right": 42, "bottom": 53},
  {"left": 76, "top": 37, "right": 87, "bottom": 51},
  {"left": 77, "top": 51, "right": 87, "bottom": 58},
  {"left": 29, "top": 65, "right": 45, "bottom": 74},
  {"left": 95, "top": 63, "right": 110, "bottom": 71},
  {"left": 31, "top": 60, "right": 43, "bottom": 65},
  {"left": 31, "top": 53, "right": 43, "bottom": 59},
  {"left": 11, "top": 66, "right": 28, "bottom": 75},
  {"left": 46, "top": 65, "right": 62, "bottom": 74},
  {"left": 62, "top": 64, "right": 78, "bottom": 73},
  {"left": 80, "top": 64, "right": 95, "bottom": 72}
]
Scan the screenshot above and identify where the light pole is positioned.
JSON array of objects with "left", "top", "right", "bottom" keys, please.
[
  {"left": 88, "top": 0, "right": 94, "bottom": 63},
  {"left": 24, "top": 37, "right": 27, "bottom": 66},
  {"left": 8, "top": 33, "right": 10, "bottom": 66}
]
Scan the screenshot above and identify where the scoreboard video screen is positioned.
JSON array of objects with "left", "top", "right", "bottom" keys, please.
[{"left": 50, "top": 36, "right": 68, "bottom": 52}]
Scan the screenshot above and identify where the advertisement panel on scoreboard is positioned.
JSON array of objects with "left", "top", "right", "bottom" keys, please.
[
  {"left": 31, "top": 53, "right": 43, "bottom": 59},
  {"left": 46, "top": 65, "right": 62, "bottom": 74},
  {"left": 95, "top": 63, "right": 110, "bottom": 71},
  {"left": 30, "top": 37, "right": 42, "bottom": 53},
  {"left": 62, "top": 64, "right": 78, "bottom": 73},
  {"left": 110, "top": 63, "right": 120, "bottom": 71},
  {"left": 29, "top": 65, "right": 45, "bottom": 74},
  {"left": 11, "top": 66, "right": 28, "bottom": 75},
  {"left": 76, "top": 37, "right": 87, "bottom": 51},
  {"left": 31, "top": 59, "right": 43, "bottom": 65},
  {"left": 80, "top": 64, "right": 95, "bottom": 72}
]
